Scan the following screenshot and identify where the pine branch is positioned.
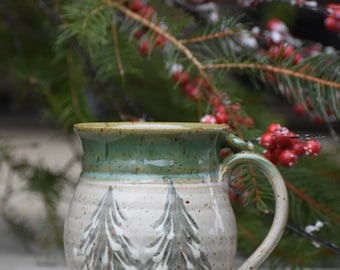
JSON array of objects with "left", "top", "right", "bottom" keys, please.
[{"left": 39, "top": 0, "right": 148, "bottom": 120}]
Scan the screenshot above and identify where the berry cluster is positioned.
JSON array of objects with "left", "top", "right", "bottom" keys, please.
[
  {"left": 293, "top": 98, "right": 336, "bottom": 126},
  {"left": 200, "top": 101, "right": 254, "bottom": 127},
  {"left": 171, "top": 70, "right": 209, "bottom": 101},
  {"left": 264, "top": 18, "right": 302, "bottom": 65},
  {"left": 325, "top": 3, "right": 340, "bottom": 33},
  {"left": 170, "top": 66, "right": 255, "bottom": 127},
  {"left": 129, "top": 0, "right": 166, "bottom": 55},
  {"left": 260, "top": 123, "right": 321, "bottom": 168},
  {"left": 261, "top": 18, "right": 337, "bottom": 125}
]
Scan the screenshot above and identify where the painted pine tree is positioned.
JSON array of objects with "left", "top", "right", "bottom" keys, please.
[
  {"left": 75, "top": 186, "right": 140, "bottom": 270},
  {"left": 144, "top": 181, "right": 211, "bottom": 270}
]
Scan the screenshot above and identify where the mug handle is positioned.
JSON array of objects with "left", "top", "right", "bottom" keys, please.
[{"left": 221, "top": 135, "right": 289, "bottom": 270}]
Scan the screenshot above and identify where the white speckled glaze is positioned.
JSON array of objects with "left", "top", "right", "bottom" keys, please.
[{"left": 64, "top": 122, "right": 288, "bottom": 270}]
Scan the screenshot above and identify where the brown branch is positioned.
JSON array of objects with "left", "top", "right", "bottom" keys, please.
[
  {"left": 111, "top": 14, "right": 125, "bottom": 77},
  {"left": 179, "top": 29, "right": 238, "bottom": 44},
  {"left": 112, "top": 2, "right": 208, "bottom": 77},
  {"left": 202, "top": 63, "right": 340, "bottom": 89}
]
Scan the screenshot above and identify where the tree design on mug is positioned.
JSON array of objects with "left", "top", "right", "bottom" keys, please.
[
  {"left": 144, "top": 180, "right": 211, "bottom": 270},
  {"left": 76, "top": 181, "right": 210, "bottom": 269},
  {"left": 75, "top": 186, "right": 141, "bottom": 270}
]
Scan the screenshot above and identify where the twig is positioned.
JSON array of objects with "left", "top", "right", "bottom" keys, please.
[
  {"left": 202, "top": 62, "right": 340, "bottom": 89},
  {"left": 265, "top": 211, "right": 340, "bottom": 255}
]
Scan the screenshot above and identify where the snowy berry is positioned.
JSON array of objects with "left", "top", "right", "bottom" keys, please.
[
  {"left": 272, "top": 127, "right": 291, "bottom": 147},
  {"left": 291, "top": 140, "right": 306, "bottom": 156},
  {"left": 279, "top": 149, "right": 298, "bottom": 167},
  {"left": 260, "top": 123, "right": 321, "bottom": 167},
  {"left": 305, "top": 140, "right": 321, "bottom": 156},
  {"left": 200, "top": 114, "right": 217, "bottom": 124},
  {"left": 260, "top": 132, "right": 275, "bottom": 149},
  {"left": 267, "top": 123, "right": 281, "bottom": 133},
  {"left": 266, "top": 18, "right": 288, "bottom": 33}
]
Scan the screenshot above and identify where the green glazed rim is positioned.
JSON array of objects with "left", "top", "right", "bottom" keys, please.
[{"left": 74, "top": 122, "right": 229, "bottom": 134}]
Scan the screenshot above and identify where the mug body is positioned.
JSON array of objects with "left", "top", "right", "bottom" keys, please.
[{"left": 64, "top": 122, "right": 237, "bottom": 270}]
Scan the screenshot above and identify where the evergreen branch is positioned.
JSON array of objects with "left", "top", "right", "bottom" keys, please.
[
  {"left": 39, "top": 0, "right": 148, "bottom": 119},
  {"left": 202, "top": 62, "right": 340, "bottom": 90},
  {"left": 81, "top": 4, "right": 107, "bottom": 37},
  {"left": 112, "top": 2, "right": 207, "bottom": 78},
  {"left": 285, "top": 179, "right": 340, "bottom": 222}
]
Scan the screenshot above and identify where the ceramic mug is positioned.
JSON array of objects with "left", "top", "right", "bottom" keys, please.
[{"left": 64, "top": 122, "right": 288, "bottom": 270}]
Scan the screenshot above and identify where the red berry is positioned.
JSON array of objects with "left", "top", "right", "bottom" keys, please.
[
  {"left": 183, "top": 82, "right": 201, "bottom": 100},
  {"left": 216, "top": 104, "right": 227, "bottom": 114},
  {"left": 260, "top": 132, "right": 275, "bottom": 149},
  {"left": 266, "top": 18, "right": 288, "bottom": 33},
  {"left": 139, "top": 40, "right": 149, "bottom": 55},
  {"left": 291, "top": 140, "right": 306, "bottom": 156},
  {"left": 270, "top": 147, "right": 283, "bottom": 165},
  {"left": 220, "top": 148, "right": 231, "bottom": 159},
  {"left": 294, "top": 103, "right": 306, "bottom": 116},
  {"left": 293, "top": 53, "right": 302, "bottom": 65},
  {"left": 267, "top": 123, "right": 281, "bottom": 133},
  {"left": 325, "top": 16, "right": 337, "bottom": 32},
  {"left": 155, "top": 35, "right": 166, "bottom": 47},
  {"left": 264, "top": 149, "right": 272, "bottom": 160},
  {"left": 282, "top": 44, "right": 294, "bottom": 58},
  {"left": 172, "top": 71, "right": 190, "bottom": 86},
  {"left": 269, "top": 43, "right": 294, "bottom": 60},
  {"left": 242, "top": 116, "right": 255, "bottom": 128},
  {"left": 129, "top": 0, "right": 145, "bottom": 12},
  {"left": 229, "top": 103, "right": 241, "bottom": 112},
  {"left": 305, "top": 140, "right": 321, "bottom": 156},
  {"left": 313, "top": 115, "right": 325, "bottom": 125},
  {"left": 279, "top": 149, "right": 298, "bottom": 168},
  {"left": 139, "top": 6, "right": 154, "bottom": 19},
  {"left": 268, "top": 45, "right": 281, "bottom": 59},
  {"left": 215, "top": 106, "right": 228, "bottom": 123},
  {"left": 272, "top": 127, "right": 291, "bottom": 147},
  {"left": 210, "top": 96, "right": 222, "bottom": 107},
  {"left": 133, "top": 28, "right": 144, "bottom": 40},
  {"left": 215, "top": 111, "right": 229, "bottom": 124}
]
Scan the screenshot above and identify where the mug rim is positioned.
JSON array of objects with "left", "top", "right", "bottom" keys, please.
[{"left": 74, "top": 122, "right": 228, "bottom": 133}]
